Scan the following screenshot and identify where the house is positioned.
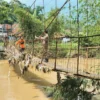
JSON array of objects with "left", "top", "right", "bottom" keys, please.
[
  {"left": 62, "top": 38, "right": 70, "bottom": 43},
  {"left": 0, "top": 24, "right": 12, "bottom": 36},
  {"left": 8, "top": 23, "right": 24, "bottom": 42},
  {"left": 10, "top": 23, "right": 23, "bottom": 36}
]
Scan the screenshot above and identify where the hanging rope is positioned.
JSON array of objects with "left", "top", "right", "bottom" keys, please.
[
  {"left": 13, "top": 0, "right": 37, "bottom": 37},
  {"left": 43, "top": 0, "right": 45, "bottom": 30},
  {"left": 77, "top": 0, "right": 80, "bottom": 75},
  {"left": 40, "top": 0, "right": 46, "bottom": 63},
  {"left": 18, "top": 0, "right": 37, "bottom": 54},
  {"left": 45, "top": 0, "right": 70, "bottom": 30},
  {"left": 54, "top": 0, "right": 58, "bottom": 70},
  {"left": 86, "top": 0, "right": 88, "bottom": 36},
  {"left": 30, "top": 0, "right": 37, "bottom": 8},
  {"left": 67, "top": 0, "right": 72, "bottom": 71}
]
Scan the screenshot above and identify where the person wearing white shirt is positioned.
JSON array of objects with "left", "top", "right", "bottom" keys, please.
[{"left": 35, "top": 30, "right": 49, "bottom": 62}]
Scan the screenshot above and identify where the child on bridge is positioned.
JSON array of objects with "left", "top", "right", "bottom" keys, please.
[{"left": 15, "top": 36, "right": 25, "bottom": 53}]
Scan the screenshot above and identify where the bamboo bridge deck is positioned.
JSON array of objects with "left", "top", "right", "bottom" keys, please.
[{"left": 35, "top": 57, "right": 100, "bottom": 80}]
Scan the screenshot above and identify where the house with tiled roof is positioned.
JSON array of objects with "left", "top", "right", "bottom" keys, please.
[
  {"left": 10, "top": 23, "right": 23, "bottom": 36},
  {"left": 0, "top": 24, "right": 12, "bottom": 36}
]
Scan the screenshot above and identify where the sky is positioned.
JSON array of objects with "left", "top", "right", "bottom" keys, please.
[{"left": 5, "top": 0, "right": 77, "bottom": 13}]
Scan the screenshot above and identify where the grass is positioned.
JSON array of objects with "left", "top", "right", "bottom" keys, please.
[
  {"left": 58, "top": 42, "right": 78, "bottom": 49},
  {"left": 50, "top": 42, "right": 78, "bottom": 50},
  {"left": 0, "top": 42, "right": 4, "bottom": 46}
]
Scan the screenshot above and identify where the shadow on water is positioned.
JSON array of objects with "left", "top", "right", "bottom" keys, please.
[
  {"left": 0, "top": 52, "right": 6, "bottom": 60},
  {"left": 14, "top": 64, "right": 54, "bottom": 87},
  {"left": 12, "top": 64, "right": 54, "bottom": 99}
]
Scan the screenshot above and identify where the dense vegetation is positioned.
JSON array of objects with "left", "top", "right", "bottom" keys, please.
[{"left": 44, "top": 76, "right": 100, "bottom": 100}]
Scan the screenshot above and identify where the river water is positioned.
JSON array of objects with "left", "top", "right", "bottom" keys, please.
[{"left": 0, "top": 60, "right": 55, "bottom": 100}]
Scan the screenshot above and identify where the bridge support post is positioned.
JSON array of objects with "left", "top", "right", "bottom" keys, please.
[
  {"left": 54, "top": 38, "right": 58, "bottom": 69},
  {"left": 54, "top": 39, "right": 61, "bottom": 84},
  {"left": 57, "top": 72, "right": 61, "bottom": 84},
  {"left": 77, "top": 37, "right": 80, "bottom": 74}
]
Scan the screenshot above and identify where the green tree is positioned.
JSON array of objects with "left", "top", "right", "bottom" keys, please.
[
  {"left": 33, "top": 6, "right": 44, "bottom": 20},
  {"left": 0, "top": 0, "right": 17, "bottom": 24},
  {"left": 46, "top": 8, "right": 66, "bottom": 38},
  {"left": 15, "top": 8, "right": 43, "bottom": 39}
]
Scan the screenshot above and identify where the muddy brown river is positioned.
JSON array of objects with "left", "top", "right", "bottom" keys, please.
[{"left": 0, "top": 60, "right": 60, "bottom": 100}]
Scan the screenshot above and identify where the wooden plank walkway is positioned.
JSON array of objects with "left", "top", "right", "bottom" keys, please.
[{"left": 34, "top": 57, "right": 100, "bottom": 80}]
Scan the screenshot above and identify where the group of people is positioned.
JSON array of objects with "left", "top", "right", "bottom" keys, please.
[{"left": 15, "top": 30, "right": 49, "bottom": 62}]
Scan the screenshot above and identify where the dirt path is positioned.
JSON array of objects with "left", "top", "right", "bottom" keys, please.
[{"left": 0, "top": 60, "right": 60, "bottom": 100}]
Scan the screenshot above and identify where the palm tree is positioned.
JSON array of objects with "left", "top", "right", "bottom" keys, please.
[{"left": 33, "top": 6, "right": 44, "bottom": 20}]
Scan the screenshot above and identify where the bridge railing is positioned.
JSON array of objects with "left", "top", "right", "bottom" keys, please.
[{"left": 33, "top": 35, "right": 100, "bottom": 79}]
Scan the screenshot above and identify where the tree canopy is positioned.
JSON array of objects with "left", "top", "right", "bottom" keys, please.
[{"left": 1, "top": 0, "right": 100, "bottom": 45}]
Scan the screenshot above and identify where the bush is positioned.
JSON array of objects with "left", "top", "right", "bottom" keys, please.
[{"left": 44, "top": 77, "right": 100, "bottom": 100}]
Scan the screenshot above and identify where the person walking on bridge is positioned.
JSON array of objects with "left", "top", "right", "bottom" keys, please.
[
  {"left": 35, "top": 30, "right": 49, "bottom": 62},
  {"left": 4, "top": 36, "right": 9, "bottom": 48},
  {"left": 15, "top": 36, "right": 25, "bottom": 53}
]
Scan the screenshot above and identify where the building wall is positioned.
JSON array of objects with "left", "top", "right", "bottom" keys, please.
[{"left": 0, "top": 24, "right": 12, "bottom": 36}]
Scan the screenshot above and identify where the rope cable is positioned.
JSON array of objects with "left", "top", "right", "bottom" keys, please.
[
  {"left": 86, "top": 0, "right": 88, "bottom": 36},
  {"left": 40, "top": 0, "right": 46, "bottom": 63},
  {"left": 46, "top": 0, "right": 70, "bottom": 30},
  {"left": 67, "top": 0, "right": 72, "bottom": 71},
  {"left": 54, "top": 0, "right": 58, "bottom": 69},
  {"left": 43, "top": 0, "right": 45, "bottom": 30},
  {"left": 77, "top": 0, "right": 80, "bottom": 75},
  {"left": 30, "top": 0, "right": 37, "bottom": 8}
]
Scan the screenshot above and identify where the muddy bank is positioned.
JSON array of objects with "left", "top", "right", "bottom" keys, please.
[{"left": 14, "top": 63, "right": 57, "bottom": 86}]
